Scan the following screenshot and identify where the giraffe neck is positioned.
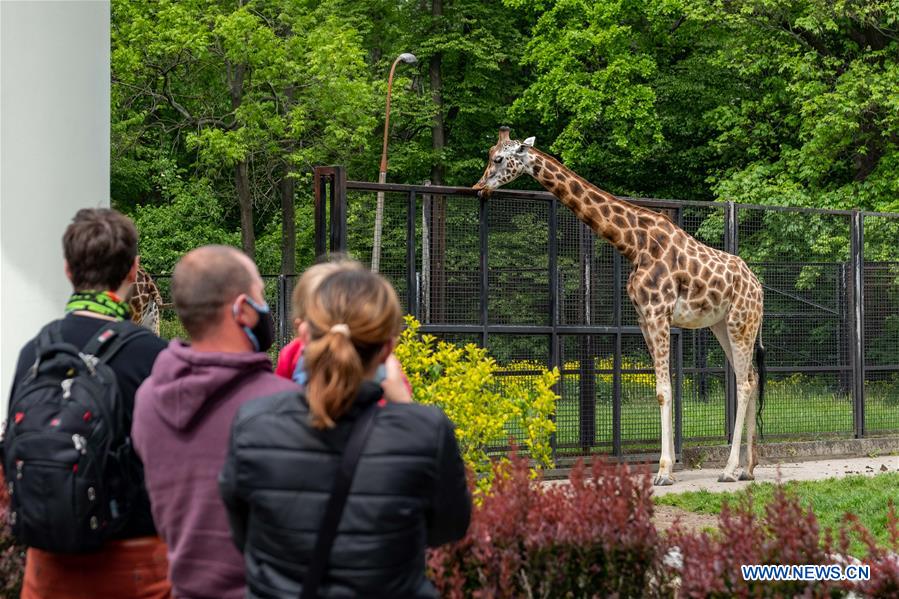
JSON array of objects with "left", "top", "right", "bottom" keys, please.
[{"left": 528, "top": 150, "right": 654, "bottom": 263}]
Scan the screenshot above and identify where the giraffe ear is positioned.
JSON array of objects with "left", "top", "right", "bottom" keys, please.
[{"left": 517, "top": 136, "right": 535, "bottom": 153}]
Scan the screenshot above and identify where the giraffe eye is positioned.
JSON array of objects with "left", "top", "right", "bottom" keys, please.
[{"left": 493, "top": 156, "right": 503, "bottom": 164}]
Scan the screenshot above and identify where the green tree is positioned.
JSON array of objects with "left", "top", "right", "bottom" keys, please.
[{"left": 112, "top": 0, "right": 377, "bottom": 271}]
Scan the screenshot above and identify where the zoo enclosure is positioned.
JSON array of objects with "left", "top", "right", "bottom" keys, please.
[
  {"left": 150, "top": 167, "right": 899, "bottom": 461},
  {"left": 310, "top": 166, "right": 899, "bottom": 461}
]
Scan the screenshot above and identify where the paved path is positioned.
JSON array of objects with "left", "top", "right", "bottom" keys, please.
[{"left": 651, "top": 454, "right": 899, "bottom": 497}]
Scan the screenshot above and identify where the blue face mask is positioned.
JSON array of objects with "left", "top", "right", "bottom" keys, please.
[
  {"left": 233, "top": 297, "right": 273, "bottom": 352},
  {"left": 374, "top": 363, "right": 387, "bottom": 385},
  {"left": 292, "top": 357, "right": 386, "bottom": 387},
  {"left": 292, "top": 356, "right": 308, "bottom": 386}
]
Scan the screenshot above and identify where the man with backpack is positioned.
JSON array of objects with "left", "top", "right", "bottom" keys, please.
[{"left": 2, "top": 208, "right": 171, "bottom": 598}]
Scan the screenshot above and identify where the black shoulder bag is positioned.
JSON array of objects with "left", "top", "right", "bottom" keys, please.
[{"left": 302, "top": 400, "right": 381, "bottom": 599}]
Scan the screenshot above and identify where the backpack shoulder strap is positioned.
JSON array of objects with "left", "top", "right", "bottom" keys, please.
[
  {"left": 301, "top": 400, "right": 381, "bottom": 599},
  {"left": 21, "top": 320, "right": 68, "bottom": 382},
  {"left": 82, "top": 321, "right": 150, "bottom": 365},
  {"left": 35, "top": 320, "right": 65, "bottom": 352}
]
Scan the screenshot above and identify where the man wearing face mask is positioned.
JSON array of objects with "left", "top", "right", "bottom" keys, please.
[{"left": 132, "top": 245, "right": 297, "bottom": 599}]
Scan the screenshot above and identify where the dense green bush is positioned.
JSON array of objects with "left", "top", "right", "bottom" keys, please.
[{"left": 394, "top": 317, "right": 558, "bottom": 491}]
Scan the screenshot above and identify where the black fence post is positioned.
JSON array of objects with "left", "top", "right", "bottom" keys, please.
[
  {"left": 838, "top": 262, "right": 851, "bottom": 395},
  {"left": 548, "top": 197, "right": 560, "bottom": 463},
  {"left": 849, "top": 211, "right": 866, "bottom": 438},
  {"left": 406, "top": 190, "right": 418, "bottom": 318},
  {"left": 674, "top": 207, "right": 684, "bottom": 456},
  {"left": 312, "top": 167, "right": 330, "bottom": 257},
  {"left": 479, "top": 195, "right": 489, "bottom": 348},
  {"left": 578, "top": 224, "right": 596, "bottom": 452},
  {"left": 277, "top": 274, "right": 289, "bottom": 350},
  {"left": 612, "top": 250, "right": 622, "bottom": 457},
  {"left": 723, "top": 201, "right": 738, "bottom": 442},
  {"left": 330, "top": 166, "right": 347, "bottom": 253}
]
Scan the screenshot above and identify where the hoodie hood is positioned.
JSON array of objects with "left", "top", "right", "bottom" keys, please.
[{"left": 141, "top": 340, "right": 276, "bottom": 430}]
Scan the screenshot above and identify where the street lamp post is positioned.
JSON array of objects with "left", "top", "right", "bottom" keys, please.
[{"left": 372, "top": 52, "right": 417, "bottom": 274}]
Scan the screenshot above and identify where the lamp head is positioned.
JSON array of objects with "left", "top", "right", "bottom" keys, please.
[{"left": 398, "top": 53, "right": 417, "bottom": 64}]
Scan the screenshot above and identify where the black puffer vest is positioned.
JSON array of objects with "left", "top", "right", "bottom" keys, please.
[{"left": 219, "top": 382, "right": 471, "bottom": 598}]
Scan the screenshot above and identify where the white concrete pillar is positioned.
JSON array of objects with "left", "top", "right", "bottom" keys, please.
[{"left": 1, "top": 1, "right": 111, "bottom": 411}]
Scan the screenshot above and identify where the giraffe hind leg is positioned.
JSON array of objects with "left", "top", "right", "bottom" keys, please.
[{"left": 716, "top": 317, "right": 758, "bottom": 483}]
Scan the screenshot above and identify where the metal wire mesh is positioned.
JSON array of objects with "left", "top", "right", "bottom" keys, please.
[
  {"left": 232, "top": 170, "right": 899, "bottom": 461},
  {"left": 557, "top": 334, "right": 614, "bottom": 453},
  {"left": 862, "top": 213, "right": 899, "bottom": 433},
  {"left": 487, "top": 199, "right": 550, "bottom": 326}
]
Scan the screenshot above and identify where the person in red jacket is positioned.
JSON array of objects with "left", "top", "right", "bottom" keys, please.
[{"left": 276, "top": 258, "right": 411, "bottom": 401}]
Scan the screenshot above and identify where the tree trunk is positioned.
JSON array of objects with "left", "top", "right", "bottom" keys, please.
[
  {"left": 235, "top": 160, "right": 255, "bottom": 259},
  {"left": 280, "top": 165, "right": 296, "bottom": 275},
  {"left": 429, "top": 0, "right": 447, "bottom": 322},
  {"left": 429, "top": 0, "right": 444, "bottom": 188},
  {"left": 227, "top": 61, "right": 254, "bottom": 258}
]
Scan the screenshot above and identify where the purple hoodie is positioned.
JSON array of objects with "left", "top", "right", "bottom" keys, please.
[{"left": 133, "top": 340, "right": 298, "bottom": 599}]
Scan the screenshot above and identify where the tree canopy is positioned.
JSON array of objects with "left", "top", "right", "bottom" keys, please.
[{"left": 111, "top": 0, "right": 899, "bottom": 273}]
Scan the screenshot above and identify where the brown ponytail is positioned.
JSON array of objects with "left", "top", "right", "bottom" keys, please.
[{"left": 303, "top": 267, "right": 402, "bottom": 429}]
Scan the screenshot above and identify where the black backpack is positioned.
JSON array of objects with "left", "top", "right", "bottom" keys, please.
[{"left": 2, "top": 319, "right": 147, "bottom": 553}]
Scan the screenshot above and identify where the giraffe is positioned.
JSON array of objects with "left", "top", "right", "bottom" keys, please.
[
  {"left": 474, "top": 127, "right": 766, "bottom": 485},
  {"left": 127, "top": 267, "right": 167, "bottom": 336}
]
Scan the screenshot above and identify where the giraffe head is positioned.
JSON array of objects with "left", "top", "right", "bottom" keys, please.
[{"left": 472, "top": 127, "right": 536, "bottom": 197}]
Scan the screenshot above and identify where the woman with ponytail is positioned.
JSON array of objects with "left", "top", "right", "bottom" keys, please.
[
  {"left": 275, "top": 257, "right": 411, "bottom": 404},
  {"left": 219, "top": 267, "right": 471, "bottom": 598}
]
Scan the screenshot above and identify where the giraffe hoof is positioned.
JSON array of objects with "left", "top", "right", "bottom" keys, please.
[
  {"left": 653, "top": 475, "right": 675, "bottom": 487},
  {"left": 718, "top": 473, "right": 739, "bottom": 483},
  {"left": 738, "top": 471, "right": 755, "bottom": 481}
]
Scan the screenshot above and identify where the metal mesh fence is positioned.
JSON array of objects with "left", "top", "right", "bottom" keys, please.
[
  {"left": 142, "top": 169, "right": 899, "bottom": 462},
  {"left": 862, "top": 213, "right": 899, "bottom": 434}
]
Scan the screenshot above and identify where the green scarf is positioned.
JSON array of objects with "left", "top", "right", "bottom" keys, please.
[{"left": 66, "top": 291, "right": 131, "bottom": 321}]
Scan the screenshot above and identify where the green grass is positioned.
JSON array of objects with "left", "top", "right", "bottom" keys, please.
[
  {"left": 655, "top": 473, "right": 899, "bottom": 557},
  {"left": 552, "top": 385, "right": 899, "bottom": 451},
  {"left": 157, "top": 313, "right": 899, "bottom": 447}
]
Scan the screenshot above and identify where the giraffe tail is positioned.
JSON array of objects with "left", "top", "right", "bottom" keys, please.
[{"left": 755, "top": 330, "right": 766, "bottom": 440}]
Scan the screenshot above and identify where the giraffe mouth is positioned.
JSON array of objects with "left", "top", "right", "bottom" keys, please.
[{"left": 472, "top": 181, "right": 494, "bottom": 199}]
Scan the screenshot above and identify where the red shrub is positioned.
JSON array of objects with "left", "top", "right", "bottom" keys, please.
[
  {"left": 428, "top": 455, "right": 671, "bottom": 598},
  {"left": 669, "top": 486, "right": 838, "bottom": 597},
  {"left": 666, "top": 484, "right": 899, "bottom": 598},
  {"left": 836, "top": 502, "right": 899, "bottom": 597},
  {"left": 0, "top": 470, "right": 25, "bottom": 598}
]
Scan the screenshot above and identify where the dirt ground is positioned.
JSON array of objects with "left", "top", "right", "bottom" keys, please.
[{"left": 652, "top": 504, "right": 719, "bottom": 534}]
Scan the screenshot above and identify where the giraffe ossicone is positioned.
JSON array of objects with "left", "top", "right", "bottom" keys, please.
[{"left": 475, "top": 127, "right": 766, "bottom": 486}]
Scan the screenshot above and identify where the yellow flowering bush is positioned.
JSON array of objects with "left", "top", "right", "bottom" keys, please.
[{"left": 394, "top": 317, "right": 558, "bottom": 492}]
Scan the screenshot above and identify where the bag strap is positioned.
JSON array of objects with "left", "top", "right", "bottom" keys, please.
[
  {"left": 82, "top": 321, "right": 149, "bottom": 364},
  {"left": 25, "top": 321, "right": 70, "bottom": 381},
  {"left": 36, "top": 320, "right": 65, "bottom": 350},
  {"left": 301, "top": 400, "right": 381, "bottom": 599}
]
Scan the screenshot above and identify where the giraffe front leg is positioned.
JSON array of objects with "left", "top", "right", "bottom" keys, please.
[
  {"left": 643, "top": 319, "right": 675, "bottom": 486},
  {"left": 655, "top": 374, "right": 676, "bottom": 486}
]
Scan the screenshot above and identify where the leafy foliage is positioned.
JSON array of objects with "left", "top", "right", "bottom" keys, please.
[
  {"left": 112, "top": 0, "right": 899, "bottom": 274},
  {"left": 394, "top": 317, "right": 557, "bottom": 491},
  {"left": 430, "top": 456, "right": 899, "bottom": 597},
  {"left": 427, "top": 454, "right": 671, "bottom": 598},
  {"left": 0, "top": 472, "right": 24, "bottom": 598}
]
